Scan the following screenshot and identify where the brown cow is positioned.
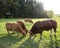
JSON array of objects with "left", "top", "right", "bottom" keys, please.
[
  {"left": 29, "top": 20, "right": 57, "bottom": 39},
  {"left": 25, "top": 18, "right": 33, "bottom": 23},
  {"left": 5, "top": 22, "right": 26, "bottom": 36},
  {"left": 17, "top": 20, "right": 27, "bottom": 34}
]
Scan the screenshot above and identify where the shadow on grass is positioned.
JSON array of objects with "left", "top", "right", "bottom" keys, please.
[
  {"left": 49, "top": 36, "right": 60, "bottom": 48},
  {"left": 0, "top": 34, "right": 25, "bottom": 48},
  {"left": 18, "top": 37, "right": 41, "bottom": 48},
  {"left": 17, "top": 35, "right": 60, "bottom": 48},
  {"left": 0, "top": 34, "right": 60, "bottom": 48}
]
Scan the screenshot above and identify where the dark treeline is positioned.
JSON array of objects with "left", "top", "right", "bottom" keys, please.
[{"left": 0, "top": 0, "right": 48, "bottom": 18}]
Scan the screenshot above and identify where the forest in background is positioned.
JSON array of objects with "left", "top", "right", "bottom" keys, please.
[{"left": 0, "top": 0, "right": 54, "bottom": 18}]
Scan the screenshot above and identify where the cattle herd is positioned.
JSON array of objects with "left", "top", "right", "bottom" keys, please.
[{"left": 5, "top": 18, "right": 57, "bottom": 39}]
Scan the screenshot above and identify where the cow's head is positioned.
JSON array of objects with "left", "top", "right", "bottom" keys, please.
[
  {"left": 29, "top": 31, "right": 33, "bottom": 37},
  {"left": 22, "top": 30, "right": 26, "bottom": 36}
]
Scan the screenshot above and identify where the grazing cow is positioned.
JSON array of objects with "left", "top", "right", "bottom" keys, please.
[
  {"left": 25, "top": 18, "right": 33, "bottom": 23},
  {"left": 5, "top": 22, "right": 26, "bottom": 36},
  {"left": 17, "top": 20, "right": 27, "bottom": 34},
  {"left": 29, "top": 20, "right": 57, "bottom": 39}
]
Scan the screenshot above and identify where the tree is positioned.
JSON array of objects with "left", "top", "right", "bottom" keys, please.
[
  {"left": 0, "top": 0, "right": 48, "bottom": 18},
  {"left": 46, "top": 10, "right": 54, "bottom": 18}
]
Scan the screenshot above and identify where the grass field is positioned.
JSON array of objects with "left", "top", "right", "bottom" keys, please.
[{"left": 0, "top": 17, "right": 60, "bottom": 48}]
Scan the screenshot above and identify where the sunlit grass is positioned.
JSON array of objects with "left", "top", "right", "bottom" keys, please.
[{"left": 0, "top": 17, "right": 60, "bottom": 48}]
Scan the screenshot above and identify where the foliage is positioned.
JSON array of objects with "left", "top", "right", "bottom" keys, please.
[
  {"left": 0, "top": 0, "right": 48, "bottom": 18},
  {"left": 46, "top": 10, "right": 54, "bottom": 18}
]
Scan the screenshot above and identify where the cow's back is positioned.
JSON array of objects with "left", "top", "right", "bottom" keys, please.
[
  {"left": 30, "top": 21, "right": 42, "bottom": 34},
  {"left": 5, "top": 23, "right": 14, "bottom": 31}
]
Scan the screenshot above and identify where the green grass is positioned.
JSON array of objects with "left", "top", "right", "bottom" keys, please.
[{"left": 0, "top": 17, "right": 60, "bottom": 48}]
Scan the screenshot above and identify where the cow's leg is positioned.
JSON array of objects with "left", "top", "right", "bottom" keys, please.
[
  {"left": 8, "top": 31, "right": 9, "bottom": 34},
  {"left": 50, "top": 30, "right": 53, "bottom": 42},
  {"left": 40, "top": 32, "right": 42, "bottom": 40},
  {"left": 17, "top": 32, "right": 19, "bottom": 37},
  {"left": 40, "top": 34, "right": 42, "bottom": 40},
  {"left": 17, "top": 33, "right": 19, "bottom": 37},
  {"left": 7, "top": 30, "right": 9, "bottom": 34},
  {"left": 7, "top": 30, "right": 10, "bottom": 36},
  {"left": 50, "top": 30, "right": 52, "bottom": 37},
  {"left": 54, "top": 28, "right": 56, "bottom": 38},
  {"left": 34, "top": 34, "right": 36, "bottom": 37}
]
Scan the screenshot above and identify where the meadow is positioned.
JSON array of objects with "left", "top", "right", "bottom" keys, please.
[{"left": 0, "top": 17, "right": 60, "bottom": 48}]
